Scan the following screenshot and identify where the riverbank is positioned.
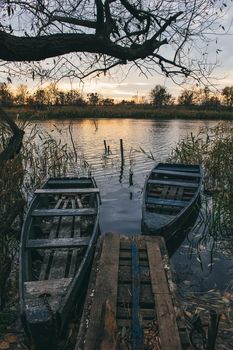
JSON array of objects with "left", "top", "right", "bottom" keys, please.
[{"left": 3, "top": 105, "right": 233, "bottom": 120}]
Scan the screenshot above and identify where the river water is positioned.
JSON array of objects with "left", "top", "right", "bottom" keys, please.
[
  {"left": 29, "top": 118, "right": 233, "bottom": 338},
  {"left": 31, "top": 118, "right": 215, "bottom": 234}
]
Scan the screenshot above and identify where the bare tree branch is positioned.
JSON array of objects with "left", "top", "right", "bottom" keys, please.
[
  {"left": 51, "top": 15, "right": 97, "bottom": 29},
  {"left": 95, "top": 0, "right": 105, "bottom": 35},
  {"left": 0, "top": 0, "right": 226, "bottom": 82},
  {"left": 0, "top": 30, "right": 167, "bottom": 62}
]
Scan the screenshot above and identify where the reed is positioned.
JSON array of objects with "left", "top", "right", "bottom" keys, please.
[{"left": 169, "top": 122, "right": 233, "bottom": 251}]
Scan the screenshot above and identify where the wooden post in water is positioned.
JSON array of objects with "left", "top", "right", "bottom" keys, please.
[
  {"left": 104, "top": 140, "right": 107, "bottom": 154},
  {"left": 129, "top": 159, "right": 133, "bottom": 186},
  {"left": 120, "top": 139, "right": 124, "bottom": 165},
  {"left": 129, "top": 170, "right": 133, "bottom": 186}
]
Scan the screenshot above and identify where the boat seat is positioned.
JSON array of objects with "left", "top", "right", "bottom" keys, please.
[
  {"left": 153, "top": 169, "right": 201, "bottom": 178},
  {"left": 157, "top": 165, "right": 200, "bottom": 172},
  {"left": 35, "top": 188, "right": 99, "bottom": 195},
  {"left": 148, "top": 179, "right": 199, "bottom": 188},
  {"left": 32, "top": 208, "right": 96, "bottom": 217},
  {"left": 26, "top": 237, "right": 90, "bottom": 249},
  {"left": 47, "top": 178, "right": 93, "bottom": 186},
  {"left": 24, "top": 278, "right": 72, "bottom": 298},
  {"left": 146, "top": 197, "right": 189, "bottom": 207}
]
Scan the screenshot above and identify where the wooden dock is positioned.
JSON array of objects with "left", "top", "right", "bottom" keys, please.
[{"left": 76, "top": 233, "right": 191, "bottom": 350}]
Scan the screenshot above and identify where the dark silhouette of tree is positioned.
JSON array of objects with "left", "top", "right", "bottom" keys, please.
[
  {"left": 222, "top": 86, "right": 233, "bottom": 107},
  {"left": 178, "top": 89, "right": 196, "bottom": 106},
  {"left": 33, "top": 88, "right": 46, "bottom": 107},
  {"left": 0, "top": 1, "right": 227, "bottom": 82},
  {"left": 150, "top": 85, "right": 173, "bottom": 106},
  {"left": 203, "top": 96, "right": 221, "bottom": 109},
  {"left": 87, "top": 93, "right": 101, "bottom": 106},
  {"left": 0, "top": 83, "right": 13, "bottom": 106},
  {"left": 64, "top": 90, "right": 86, "bottom": 106},
  {"left": 119, "top": 99, "right": 135, "bottom": 105},
  {"left": 100, "top": 98, "right": 115, "bottom": 106}
]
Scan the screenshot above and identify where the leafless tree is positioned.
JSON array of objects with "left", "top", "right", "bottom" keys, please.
[{"left": 0, "top": 0, "right": 228, "bottom": 83}]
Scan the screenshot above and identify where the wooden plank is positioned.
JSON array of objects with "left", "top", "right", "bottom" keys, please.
[
  {"left": 47, "top": 178, "right": 92, "bottom": 186},
  {"left": 166, "top": 186, "right": 178, "bottom": 199},
  {"left": 176, "top": 187, "right": 184, "bottom": 200},
  {"left": 35, "top": 188, "right": 99, "bottom": 195},
  {"left": 24, "top": 278, "right": 72, "bottom": 325},
  {"left": 49, "top": 199, "right": 73, "bottom": 279},
  {"left": 117, "top": 284, "right": 154, "bottom": 305},
  {"left": 157, "top": 164, "right": 200, "bottom": 172},
  {"left": 147, "top": 241, "right": 182, "bottom": 350},
  {"left": 32, "top": 208, "right": 96, "bottom": 217},
  {"left": 146, "top": 197, "right": 189, "bottom": 207},
  {"left": 131, "top": 241, "right": 143, "bottom": 350},
  {"left": 153, "top": 169, "right": 201, "bottom": 178},
  {"left": 68, "top": 197, "right": 82, "bottom": 278},
  {"left": 24, "top": 278, "right": 72, "bottom": 298},
  {"left": 117, "top": 318, "right": 154, "bottom": 328},
  {"left": 120, "top": 250, "right": 148, "bottom": 260},
  {"left": 148, "top": 179, "right": 199, "bottom": 188},
  {"left": 160, "top": 185, "right": 169, "bottom": 199},
  {"left": 117, "top": 307, "right": 154, "bottom": 320},
  {"left": 120, "top": 240, "right": 146, "bottom": 250},
  {"left": 39, "top": 198, "right": 63, "bottom": 280},
  {"left": 119, "top": 259, "right": 149, "bottom": 267},
  {"left": 26, "top": 237, "right": 90, "bottom": 249},
  {"left": 118, "top": 265, "right": 150, "bottom": 284},
  {"left": 84, "top": 233, "right": 120, "bottom": 350}
]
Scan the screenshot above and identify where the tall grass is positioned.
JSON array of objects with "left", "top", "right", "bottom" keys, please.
[{"left": 169, "top": 122, "right": 233, "bottom": 252}]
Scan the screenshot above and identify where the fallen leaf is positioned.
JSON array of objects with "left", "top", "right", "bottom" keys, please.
[
  {"left": 5, "top": 334, "right": 17, "bottom": 344},
  {"left": 0, "top": 341, "right": 9, "bottom": 350},
  {"left": 223, "top": 297, "right": 230, "bottom": 303}
]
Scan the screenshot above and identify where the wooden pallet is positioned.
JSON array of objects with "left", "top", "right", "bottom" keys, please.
[{"left": 76, "top": 233, "right": 191, "bottom": 350}]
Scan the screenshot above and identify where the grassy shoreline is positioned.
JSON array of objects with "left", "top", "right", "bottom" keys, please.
[{"left": 3, "top": 105, "right": 233, "bottom": 120}]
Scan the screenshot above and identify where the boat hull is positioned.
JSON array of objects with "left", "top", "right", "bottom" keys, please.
[
  {"left": 141, "top": 163, "right": 202, "bottom": 241},
  {"left": 19, "top": 177, "right": 100, "bottom": 349}
]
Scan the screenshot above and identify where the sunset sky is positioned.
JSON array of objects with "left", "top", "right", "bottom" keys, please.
[
  {"left": 7, "top": 3, "right": 233, "bottom": 102},
  {"left": 58, "top": 4, "right": 233, "bottom": 101}
]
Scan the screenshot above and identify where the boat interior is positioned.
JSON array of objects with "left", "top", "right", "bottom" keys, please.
[
  {"left": 145, "top": 164, "right": 201, "bottom": 216},
  {"left": 25, "top": 178, "right": 99, "bottom": 283}
]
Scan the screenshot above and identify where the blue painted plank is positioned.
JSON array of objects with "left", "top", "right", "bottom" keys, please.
[
  {"left": 153, "top": 169, "right": 201, "bottom": 178},
  {"left": 35, "top": 188, "right": 99, "bottom": 194},
  {"left": 131, "top": 241, "right": 143, "bottom": 350},
  {"left": 157, "top": 163, "right": 200, "bottom": 172},
  {"left": 146, "top": 197, "right": 189, "bottom": 207},
  {"left": 148, "top": 179, "right": 199, "bottom": 188},
  {"left": 32, "top": 208, "right": 96, "bottom": 217}
]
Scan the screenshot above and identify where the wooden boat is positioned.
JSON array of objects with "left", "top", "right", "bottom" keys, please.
[
  {"left": 19, "top": 177, "right": 100, "bottom": 350},
  {"left": 141, "top": 163, "right": 202, "bottom": 240}
]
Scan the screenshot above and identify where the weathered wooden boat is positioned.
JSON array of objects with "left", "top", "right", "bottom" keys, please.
[
  {"left": 141, "top": 163, "right": 202, "bottom": 240},
  {"left": 19, "top": 177, "right": 100, "bottom": 350}
]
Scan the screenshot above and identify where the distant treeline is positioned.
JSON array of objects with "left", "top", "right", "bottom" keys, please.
[
  {"left": 1, "top": 82, "right": 233, "bottom": 110},
  {"left": 3, "top": 105, "right": 233, "bottom": 121}
]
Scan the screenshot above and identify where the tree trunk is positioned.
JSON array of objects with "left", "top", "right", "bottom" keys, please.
[{"left": 0, "top": 107, "right": 24, "bottom": 166}]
